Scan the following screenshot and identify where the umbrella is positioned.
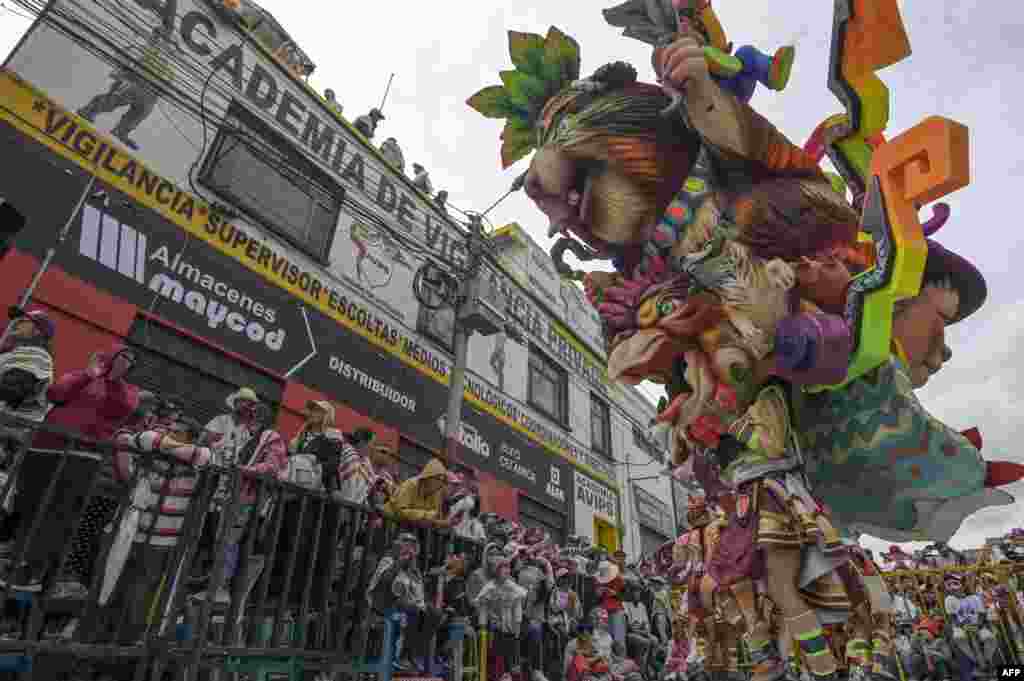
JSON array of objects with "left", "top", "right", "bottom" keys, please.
[{"left": 99, "top": 476, "right": 150, "bottom": 606}]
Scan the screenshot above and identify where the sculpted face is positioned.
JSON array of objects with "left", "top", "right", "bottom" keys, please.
[
  {"left": 892, "top": 282, "right": 959, "bottom": 388},
  {"left": 523, "top": 86, "right": 698, "bottom": 248},
  {"left": 794, "top": 254, "right": 851, "bottom": 315}
]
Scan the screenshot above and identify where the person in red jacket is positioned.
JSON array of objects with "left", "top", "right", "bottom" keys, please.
[{"left": 4, "top": 345, "right": 140, "bottom": 591}]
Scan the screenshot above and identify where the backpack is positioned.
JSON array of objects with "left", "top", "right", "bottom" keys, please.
[{"left": 284, "top": 453, "right": 322, "bottom": 490}]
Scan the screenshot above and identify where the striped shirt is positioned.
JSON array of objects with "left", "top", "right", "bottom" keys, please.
[
  {"left": 114, "top": 429, "right": 211, "bottom": 547},
  {"left": 337, "top": 443, "right": 373, "bottom": 505}
]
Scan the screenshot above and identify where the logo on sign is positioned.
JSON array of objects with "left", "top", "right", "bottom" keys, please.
[
  {"left": 350, "top": 220, "right": 411, "bottom": 289},
  {"left": 547, "top": 464, "right": 565, "bottom": 503},
  {"left": 497, "top": 442, "right": 536, "bottom": 484},
  {"left": 436, "top": 415, "right": 490, "bottom": 459},
  {"left": 79, "top": 204, "right": 286, "bottom": 352}
]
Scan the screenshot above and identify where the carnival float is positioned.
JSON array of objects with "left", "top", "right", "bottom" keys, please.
[{"left": 467, "top": 1, "right": 1024, "bottom": 679}]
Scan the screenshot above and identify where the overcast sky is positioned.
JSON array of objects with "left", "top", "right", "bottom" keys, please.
[{"left": 2, "top": 0, "right": 1022, "bottom": 553}]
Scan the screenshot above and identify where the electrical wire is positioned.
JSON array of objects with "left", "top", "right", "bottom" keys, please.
[
  {"left": 1, "top": 1, "right": 33, "bottom": 20},
  {"left": 9, "top": 0, "right": 670, "bottom": 464}
]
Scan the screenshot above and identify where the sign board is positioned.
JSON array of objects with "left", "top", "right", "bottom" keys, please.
[
  {"left": 0, "top": 71, "right": 596, "bottom": 502},
  {"left": 5, "top": 0, "right": 613, "bottom": 396},
  {"left": 632, "top": 484, "right": 673, "bottom": 538},
  {"left": 575, "top": 471, "right": 618, "bottom": 522}
]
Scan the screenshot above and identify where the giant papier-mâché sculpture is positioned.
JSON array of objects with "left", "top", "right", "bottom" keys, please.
[{"left": 467, "top": 2, "right": 1024, "bottom": 679}]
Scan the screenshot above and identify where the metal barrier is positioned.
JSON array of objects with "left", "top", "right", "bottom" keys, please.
[
  {"left": 0, "top": 414, "right": 474, "bottom": 680},
  {"left": 0, "top": 413, "right": 674, "bottom": 681}
]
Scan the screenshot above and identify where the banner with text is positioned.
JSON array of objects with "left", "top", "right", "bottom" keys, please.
[{"left": 0, "top": 90, "right": 597, "bottom": 499}]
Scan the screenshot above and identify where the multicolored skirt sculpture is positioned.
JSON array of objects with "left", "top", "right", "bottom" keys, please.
[{"left": 467, "top": 1, "right": 1022, "bottom": 679}]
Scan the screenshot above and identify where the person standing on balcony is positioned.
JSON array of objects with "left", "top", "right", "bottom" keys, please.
[
  {"left": 194, "top": 405, "right": 287, "bottom": 604},
  {"left": 48, "top": 390, "right": 161, "bottom": 600},
  {"left": 195, "top": 387, "right": 260, "bottom": 579},
  {"left": 0, "top": 309, "right": 55, "bottom": 561},
  {"left": 289, "top": 400, "right": 345, "bottom": 494},
  {"left": 4, "top": 345, "right": 140, "bottom": 592},
  {"left": 383, "top": 457, "right": 449, "bottom": 528},
  {"left": 91, "top": 414, "right": 211, "bottom": 645},
  {"left": 337, "top": 427, "right": 377, "bottom": 506}
]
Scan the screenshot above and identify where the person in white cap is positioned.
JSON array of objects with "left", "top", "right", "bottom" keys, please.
[
  {"left": 196, "top": 387, "right": 260, "bottom": 575},
  {"left": 596, "top": 556, "right": 627, "bottom": 646}
]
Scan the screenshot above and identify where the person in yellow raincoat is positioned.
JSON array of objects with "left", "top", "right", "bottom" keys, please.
[{"left": 383, "top": 458, "right": 450, "bottom": 528}]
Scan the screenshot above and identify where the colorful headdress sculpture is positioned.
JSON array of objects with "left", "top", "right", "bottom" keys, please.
[
  {"left": 466, "top": 27, "right": 581, "bottom": 169},
  {"left": 809, "top": 0, "right": 971, "bottom": 387}
]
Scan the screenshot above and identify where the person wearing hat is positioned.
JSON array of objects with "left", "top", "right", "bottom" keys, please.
[
  {"left": 354, "top": 108, "right": 384, "bottom": 139},
  {"left": 594, "top": 558, "right": 627, "bottom": 647},
  {"left": 203, "top": 387, "right": 261, "bottom": 497},
  {"left": 195, "top": 387, "right": 260, "bottom": 575},
  {"left": 801, "top": 206, "right": 1024, "bottom": 548},
  {"left": 49, "top": 389, "right": 161, "bottom": 600},
  {"left": 383, "top": 457, "right": 449, "bottom": 527},
  {"left": 0, "top": 308, "right": 55, "bottom": 468},
  {"left": 411, "top": 163, "right": 433, "bottom": 194},
  {"left": 2, "top": 344, "right": 141, "bottom": 592},
  {"left": 88, "top": 413, "right": 211, "bottom": 644},
  {"left": 289, "top": 401, "right": 344, "bottom": 493},
  {"left": 366, "top": 532, "right": 443, "bottom": 672}
]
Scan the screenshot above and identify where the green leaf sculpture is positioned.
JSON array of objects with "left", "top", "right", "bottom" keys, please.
[{"left": 467, "top": 26, "right": 582, "bottom": 168}]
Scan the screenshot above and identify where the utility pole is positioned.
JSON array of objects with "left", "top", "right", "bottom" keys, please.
[
  {"left": 441, "top": 214, "right": 481, "bottom": 465},
  {"left": 413, "top": 212, "right": 504, "bottom": 467}
]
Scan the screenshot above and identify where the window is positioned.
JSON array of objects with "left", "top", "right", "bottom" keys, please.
[
  {"left": 200, "top": 101, "right": 343, "bottom": 262},
  {"left": 528, "top": 347, "right": 567, "bottom": 425},
  {"left": 591, "top": 395, "right": 612, "bottom": 458}
]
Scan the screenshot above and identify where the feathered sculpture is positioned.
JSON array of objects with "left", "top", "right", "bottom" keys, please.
[{"left": 466, "top": 27, "right": 582, "bottom": 169}]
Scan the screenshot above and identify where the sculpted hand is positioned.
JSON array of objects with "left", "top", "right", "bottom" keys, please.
[{"left": 656, "top": 34, "right": 711, "bottom": 96}]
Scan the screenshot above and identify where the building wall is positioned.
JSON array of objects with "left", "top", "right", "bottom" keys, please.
[{"left": 2, "top": 0, "right": 673, "bottom": 551}]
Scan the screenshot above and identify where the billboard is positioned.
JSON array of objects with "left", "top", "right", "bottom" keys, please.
[
  {"left": 4, "top": 0, "right": 614, "bottom": 396},
  {"left": 0, "top": 69, "right": 611, "bottom": 503}
]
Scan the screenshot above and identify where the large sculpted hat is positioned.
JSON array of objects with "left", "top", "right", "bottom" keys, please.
[{"left": 919, "top": 205, "right": 987, "bottom": 324}]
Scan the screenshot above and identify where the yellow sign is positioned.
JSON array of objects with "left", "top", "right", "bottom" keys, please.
[{"left": 0, "top": 70, "right": 619, "bottom": 490}]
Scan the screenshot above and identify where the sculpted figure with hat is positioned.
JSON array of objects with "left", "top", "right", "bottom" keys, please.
[{"left": 467, "top": 2, "right": 1023, "bottom": 679}]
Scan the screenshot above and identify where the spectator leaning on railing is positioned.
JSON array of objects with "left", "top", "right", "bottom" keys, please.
[
  {"left": 336, "top": 427, "right": 376, "bottom": 505},
  {"left": 383, "top": 457, "right": 449, "bottom": 528},
  {"left": 90, "top": 413, "right": 211, "bottom": 644},
  {"left": 49, "top": 389, "right": 161, "bottom": 600},
  {"left": 0, "top": 309, "right": 55, "bottom": 559},
  {"left": 289, "top": 400, "right": 345, "bottom": 494},
  {"left": 3, "top": 345, "right": 140, "bottom": 592},
  {"left": 194, "top": 403, "right": 287, "bottom": 605}
]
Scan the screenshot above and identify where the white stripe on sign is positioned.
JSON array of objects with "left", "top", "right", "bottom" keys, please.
[
  {"left": 79, "top": 204, "right": 101, "bottom": 261},
  {"left": 99, "top": 210, "right": 120, "bottom": 270},
  {"left": 117, "top": 223, "right": 137, "bottom": 279},
  {"left": 134, "top": 232, "right": 147, "bottom": 283}
]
